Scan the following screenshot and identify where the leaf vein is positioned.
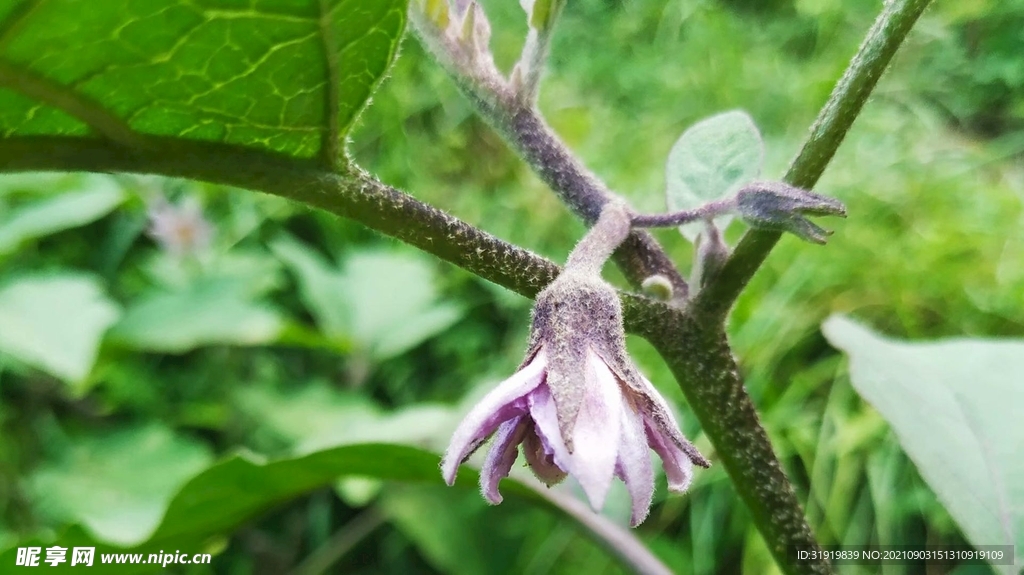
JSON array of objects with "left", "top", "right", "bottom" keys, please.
[{"left": 0, "top": 58, "right": 147, "bottom": 148}]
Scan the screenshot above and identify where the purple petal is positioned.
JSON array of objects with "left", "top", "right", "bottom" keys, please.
[
  {"left": 523, "top": 423, "right": 567, "bottom": 485},
  {"left": 632, "top": 374, "right": 683, "bottom": 434},
  {"left": 527, "top": 382, "right": 573, "bottom": 477},
  {"left": 616, "top": 401, "right": 654, "bottom": 526},
  {"left": 441, "top": 349, "right": 547, "bottom": 485},
  {"left": 566, "top": 351, "right": 623, "bottom": 511},
  {"left": 636, "top": 374, "right": 711, "bottom": 469},
  {"left": 646, "top": 420, "right": 694, "bottom": 492},
  {"left": 480, "top": 416, "right": 528, "bottom": 504}
]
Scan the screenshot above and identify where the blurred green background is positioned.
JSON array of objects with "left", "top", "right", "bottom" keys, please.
[{"left": 1, "top": 0, "right": 1022, "bottom": 573}]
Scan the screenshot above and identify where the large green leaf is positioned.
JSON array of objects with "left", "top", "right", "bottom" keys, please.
[
  {"left": 4, "top": 443, "right": 670, "bottom": 574},
  {"left": 0, "top": 274, "right": 120, "bottom": 382},
  {"left": 0, "top": 0, "right": 406, "bottom": 162},
  {"left": 1, "top": 444, "right": 452, "bottom": 574},
  {"left": 1, "top": 445, "right": 535, "bottom": 574},
  {"left": 823, "top": 316, "right": 1024, "bottom": 573}
]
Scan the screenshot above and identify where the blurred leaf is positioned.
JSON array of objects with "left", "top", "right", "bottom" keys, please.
[
  {"left": 0, "top": 177, "right": 124, "bottom": 254},
  {"left": 140, "top": 249, "right": 283, "bottom": 295},
  {"left": 0, "top": 173, "right": 74, "bottom": 197},
  {"left": 6, "top": 444, "right": 667, "bottom": 575},
  {"left": 268, "top": 235, "right": 351, "bottom": 338},
  {"left": 823, "top": 315, "right": 1024, "bottom": 573},
  {"left": 109, "top": 278, "right": 282, "bottom": 353},
  {"left": 0, "top": 274, "right": 120, "bottom": 382},
  {"left": 0, "top": 528, "right": 13, "bottom": 554},
  {"left": 0, "top": 0, "right": 407, "bottom": 159},
  {"left": 341, "top": 249, "right": 465, "bottom": 359},
  {"left": 665, "top": 110, "right": 763, "bottom": 241},
  {"left": 29, "top": 424, "right": 213, "bottom": 546},
  {"left": 271, "top": 236, "right": 464, "bottom": 360},
  {"left": 381, "top": 484, "right": 522, "bottom": 575},
  {"left": 6, "top": 445, "right": 465, "bottom": 574},
  {"left": 236, "top": 382, "right": 455, "bottom": 455}
]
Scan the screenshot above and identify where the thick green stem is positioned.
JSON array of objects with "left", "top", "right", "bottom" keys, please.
[
  {"left": 0, "top": 136, "right": 559, "bottom": 298},
  {"left": 640, "top": 311, "right": 829, "bottom": 575},
  {"left": 696, "top": 0, "right": 935, "bottom": 320}
]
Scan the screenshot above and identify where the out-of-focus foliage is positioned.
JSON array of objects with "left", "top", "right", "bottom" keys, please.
[
  {"left": 823, "top": 316, "right": 1024, "bottom": 574},
  {"left": 0, "top": 274, "right": 119, "bottom": 384},
  {"left": 2, "top": 0, "right": 1023, "bottom": 574}
]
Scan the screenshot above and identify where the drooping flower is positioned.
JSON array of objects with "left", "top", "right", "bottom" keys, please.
[
  {"left": 440, "top": 165, "right": 847, "bottom": 524},
  {"left": 441, "top": 270, "right": 710, "bottom": 526}
]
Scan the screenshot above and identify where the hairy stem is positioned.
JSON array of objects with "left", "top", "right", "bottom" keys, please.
[
  {"left": 493, "top": 104, "right": 691, "bottom": 299},
  {"left": 640, "top": 311, "right": 829, "bottom": 575},
  {"left": 696, "top": 0, "right": 935, "bottom": 320},
  {"left": 0, "top": 136, "right": 559, "bottom": 298},
  {"left": 564, "top": 201, "right": 632, "bottom": 276},
  {"left": 632, "top": 198, "right": 735, "bottom": 228},
  {"left": 410, "top": 9, "right": 691, "bottom": 301},
  {"left": 516, "top": 0, "right": 566, "bottom": 102}
]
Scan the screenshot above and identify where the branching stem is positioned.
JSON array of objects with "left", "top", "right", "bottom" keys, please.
[
  {"left": 695, "top": 0, "right": 935, "bottom": 320},
  {"left": 409, "top": 3, "right": 691, "bottom": 301},
  {"left": 632, "top": 198, "right": 736, "bottom": 228}
]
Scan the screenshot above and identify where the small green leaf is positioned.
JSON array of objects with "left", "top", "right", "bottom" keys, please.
[
  {"left": 520, "top": 0, "right": 566, "bottom": 30},
  {"left": 236, "top": 382, "right": 455, "bottom": 455},
  {"left": 666, "top": 110, "right": 764, "bottom": 241},
  {"left": 823, "top": 315, "right": 1024, "bottom": 573},
  {"left": 29, "top": 424, "right": 213, "bottom": 546},
  {"left": 0, "top": 274, "right": 120, "bottom": 382},
  {"left": 268, "top": 235, "right": 351, "bottom": 339},
  {"left": 0, "top": 176, "right": 124, "bottom": 254},
  {"left": 344, "top": 249, "right": 464, "bottom": 359},
  {"left": 271, "top": 237, "right": 464, "bottom": 360},
  {"left": 109, "top": 278, "right": 282, "bottom": 353}
]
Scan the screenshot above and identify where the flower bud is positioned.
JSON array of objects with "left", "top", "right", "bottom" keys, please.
[{"left": 735, "top": 181, "right": 846, "bottom": 244}]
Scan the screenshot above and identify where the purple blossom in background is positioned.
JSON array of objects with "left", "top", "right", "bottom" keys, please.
[
  {"left": 146, "top": 196, "right": 213, "bottom": 257},
  {"left": 442, "top": 273, "right": 710, "bottom": 526}
]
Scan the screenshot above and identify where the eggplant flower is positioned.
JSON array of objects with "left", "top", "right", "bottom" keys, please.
[
  {"left": 146, "top": 196, "right": 213, "bottom": 257},
  {"left": 441, "top": 270, "right": 710, "bottom": 526}
]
